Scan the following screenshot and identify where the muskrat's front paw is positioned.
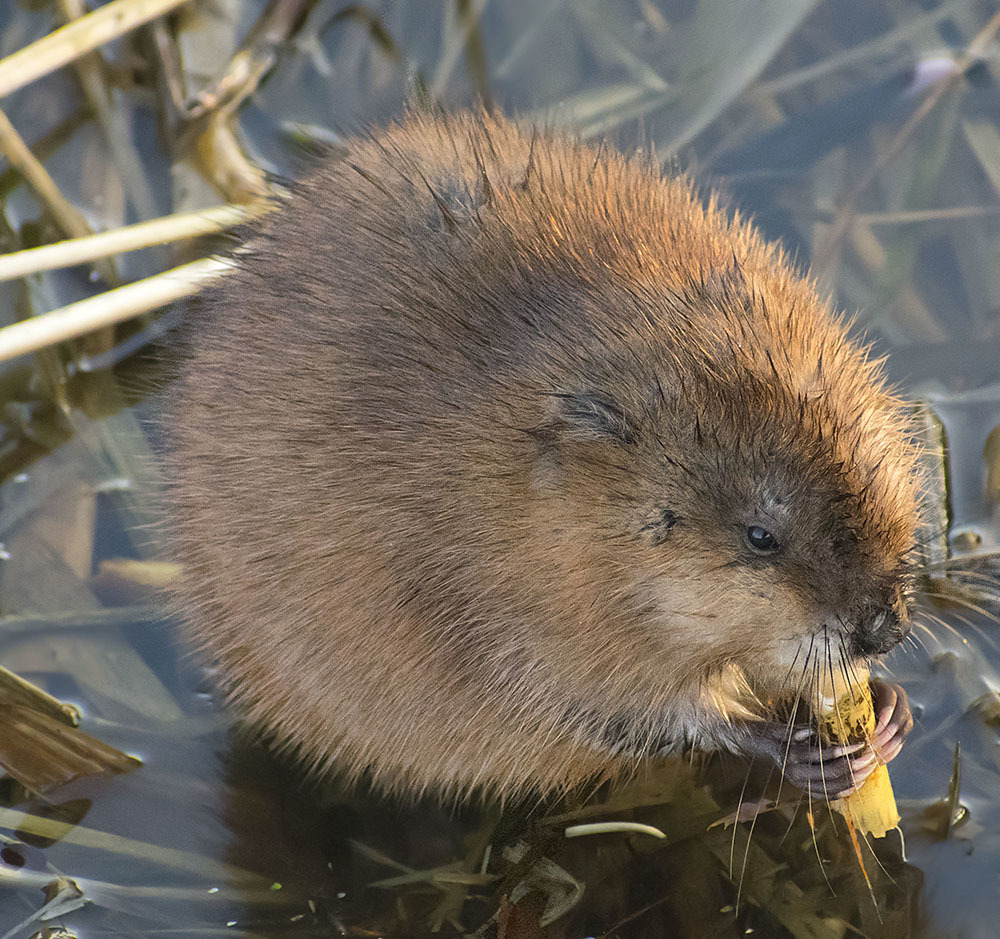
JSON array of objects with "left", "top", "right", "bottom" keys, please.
[
  {"left": 749, "top": 721, "right": 867, "bottom": 798},
  {"left": 747, "top": 679, "right": 913, "bottom": 799},
  {"left": 868, "top": 677, "right": 914, "bottom": 769}
]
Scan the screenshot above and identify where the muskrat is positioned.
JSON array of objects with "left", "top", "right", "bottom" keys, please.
[{"left": 168, "top": 111, "right": 918, "bottom": 801}]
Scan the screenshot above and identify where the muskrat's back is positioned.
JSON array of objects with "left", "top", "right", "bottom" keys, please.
[{"left": 169, "top": 112, "right": 920, "bottom": 799}]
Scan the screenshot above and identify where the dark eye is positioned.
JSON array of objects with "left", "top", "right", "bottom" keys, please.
[{"left": 746, "top": 525, "right": 780, "bottom": 554}]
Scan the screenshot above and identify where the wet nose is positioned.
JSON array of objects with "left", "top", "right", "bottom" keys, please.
[{"left": 850, "top": 607, "right": 905, "bottom": 657}]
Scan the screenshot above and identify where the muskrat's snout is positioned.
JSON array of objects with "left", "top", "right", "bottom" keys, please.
[{"left": 849, "top": 606, "right": 909, "bottom": 657}]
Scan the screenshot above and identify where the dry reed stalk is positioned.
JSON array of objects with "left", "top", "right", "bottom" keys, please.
[
  {"left": 0, "top": 257, "right": 231, "bottom": 364},
  {"left": 0, "top": 0, "right": 194, "bottom": 100}
]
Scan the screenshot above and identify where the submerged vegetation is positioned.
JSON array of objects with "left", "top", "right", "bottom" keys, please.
[{"left": 0, "top": 0, "right": 996, "bottom": 936}]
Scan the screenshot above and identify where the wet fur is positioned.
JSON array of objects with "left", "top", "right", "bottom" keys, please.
[{"left": 167, "top": 111, "right": 922, "bottom": 801}]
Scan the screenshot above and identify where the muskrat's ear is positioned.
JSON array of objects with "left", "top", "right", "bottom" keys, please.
[
  {"left": 640, "top": 508, "right": 681, "bottom": 545},
  {"left": 545, "top": 391, "right": 637, "bottom": 447}
]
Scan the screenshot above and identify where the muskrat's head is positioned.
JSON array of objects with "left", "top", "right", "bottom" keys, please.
[{"left": 523, "top": 271, "right": 923, "bottom": 713}]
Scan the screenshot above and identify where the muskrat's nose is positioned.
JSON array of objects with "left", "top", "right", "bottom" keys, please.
[{"left": 850, "top": 607, "right": 905, "bottom": 656}]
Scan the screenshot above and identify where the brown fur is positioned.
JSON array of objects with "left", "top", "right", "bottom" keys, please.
[{"left": 167, "top": 111, "right": 922, "bottom": 800}]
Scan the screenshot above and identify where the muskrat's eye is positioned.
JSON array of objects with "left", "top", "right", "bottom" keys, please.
[{"left": 746, "top": 525, "right": 780, "bottom": 554}]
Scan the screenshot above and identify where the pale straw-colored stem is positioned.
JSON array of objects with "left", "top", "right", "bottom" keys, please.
[
  {"left": 0, "top": 0, "right": 193, "bottom": 100},
  {"left": 0, "top": 206, "right": 249, "bottom": 282},
  {"left": 0, "top": 257, "right": 231, "bottom": 363},
  {"left": 0, "top": 106, "right": 94, "bottom": 242}
]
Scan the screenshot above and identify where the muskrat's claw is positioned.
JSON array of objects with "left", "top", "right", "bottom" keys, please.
[
  {"left": 834, "top": 677, "right": 913, "bottom": 796},
  {"left": 745, "top": 679, "right": 913, "bottom": 799}
]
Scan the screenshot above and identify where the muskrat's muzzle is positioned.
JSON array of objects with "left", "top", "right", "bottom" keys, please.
[{"left": 850, "top": 607, "right": 909, "bottom": 656}]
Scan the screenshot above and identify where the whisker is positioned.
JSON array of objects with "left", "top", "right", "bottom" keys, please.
[
  {"left": 816, "top": 631, "right": 836, "bottom": 810},
  {"left": 774, "top": 633, "right": 817, "bottom": 804},
  {"left": 730, "top": 760, "right": 755, "bottom": 880},
  {"left": 836, "top": 635, "right": 866, "bottom": 799},
  {"left": 922, "top": 554, "right": 1000, "bottom": 573},
  {"left": 920, "top": 590, "right": 1000, "bottom": 624},
  {"left": 929, "top": 568, "right": 1000, "bottom": 588},
  {"left": 736, "top": 766, "right": 769, "bottom": 913},
  {"left": 736, "top": 636, "right": 817, "bottom": 911},
  {"left": 909, "top": 619, "right": 937, "bottom": 647},
  {"left": 911, "top": 605, "right": 973, "bottom": 643},
  {"left": 919, "top": 594, "right": 999, "bottom": 645},
  {"left": 804, "top": 781, "right": 835, "bottom": 895},
  {"left": 780, "top": 641, "right": 805, "bottom": 693},
  {"left": 839, "top": 635, "right": 867, "bottom": 703}
]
